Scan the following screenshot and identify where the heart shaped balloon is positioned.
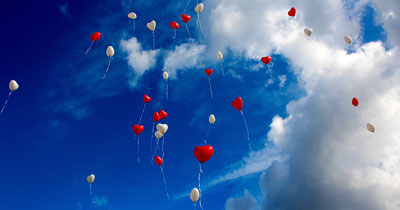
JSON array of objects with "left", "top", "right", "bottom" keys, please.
[
  {"left": 232, "top": 97, "right": 243, "bottom": 111},
  {"left": 352, "top": 97, "right": 359, "bottom": 107},
  {"left": 155, "top": 156, "right": 163, "bottom": 166},
  {"left": 159, "top": 110, "right": 168, "bottom": 120},
  {"left": 193, "top": 145, "right": 214, "bottom": 163},
  {"left": 132, "top": 125, "right": 144, "bottom": 135},
  {"left": 288, "top": 7, "right": 296, "bottom": 17},
  {"left": 181, "top": 14, "right": 191, "bottom": 23},
  {"left": 155, "top": 131, "right": 163, "bottom": 139},
  {"left": 170, "top": 21, "right": 179, "bottom": 29},
  {"left": 90, "top": 32, "right": 101, "bottom": 42},
  {"left": 143, "top": 94, "right": 151, "bottom": 103},
  {"left": 147, "top": 20, "right": 156, "bottom": 31},
  {"left": 156, "top": 123, "right": 168, "bottom": 134},
  {"left": 153, "top": 112, "right": 160, "bottom": 122},
  {"left": 205, "top": 69, "right": 213, "bottom": 76},
  {"left": 261, "top": 56, "right": 271, "bottom": 64}
]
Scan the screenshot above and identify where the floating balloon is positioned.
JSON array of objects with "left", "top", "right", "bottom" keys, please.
[
  {"left": 143, "top": 94, "right": 151, "bottom": 103},
  {"left": 190, "top": 188, "right": 200, "bottom": 203},
  {"left": 195, "top": 3, "right": 204, "bottom": 13},
  {"left": 155, "top": 131, "right": 163, "bottom": 139},
  {"left": 195, "top": 3, "right": 206, "bottom": 38},
  {"left": 344, "top": 35, "right": 352, "bottom": 44},
  {"left": 147, "top": 20, "right": 156, "bottom": 49},
  {"left": 216, "top": 51, "right": 225, "bottom": 77},
  {"left": 159, "top": 110, "right": 168, "bottom": 120},
  {"left": 137, "top": 94, "right": 151, "bottom": 124},
  {"left": 205, "top": 69, "right": 214, "bottom": 99},
  {"left": 304, "top": 28, "right": 313, "bottom": 36},
  {"left": 288, "top": 7, "right": 296, "bottom": 17},
  {"left": 163, "top": 71, "right": 169, "bottom": 99},
  {"left": 1, "top": 80, "right": 19, "bottom": 115},
  {"left": 352, "top": 97, "right": 359, "bottom": 107},
  {"left": 156, "top": 123, "right": 168, "bottom": 134},
  {"left": 163, "top": 71, "right": 169, "bottom": 80},
  {"left": 133, "top": 124, "right": 144, "bottom": 163},
  {"left": 181, "top": 14, "right": 192, "bottom": 39},
  {"left": 85, "top": 32, "right": 101, "bottom": 54},
  {"left": 169, "top": 21, "right": 180, "bottom": 39},
  {"left": 128, "top": 12, "right": 137, "bottom": 30},
  {"left": 87, "top": 174, "right": 95, "bottom": 184},
  {"left": 102, "top": 46, "right": 115, "bottom": 80},
  {"left": 209, "top": 114, "right": 215, "bottom": 124},
  {"left": 194, "top": 146, "right": 214, "bottom": 163},
  {"left": 155, "top": 156, "right": 163, "bottom": 166},
  {"left": 150, "top": 112, "right": 160, "bottom": 158},
  {"left": 261, "top": 56, "right": 271, "bottom": 65},
  {"left": 232, "top": 97, "right": 251, "bottom": 151},
  {"left": 366, "top": 123, "right": 375, "bottom": 133},
  {"left": 153, "top": 112, "right": 160, "bottom": 122}
]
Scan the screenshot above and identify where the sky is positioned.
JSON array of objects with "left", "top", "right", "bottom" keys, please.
[{"left": 0, "top": 0, "right": 399, "bottom": 209}]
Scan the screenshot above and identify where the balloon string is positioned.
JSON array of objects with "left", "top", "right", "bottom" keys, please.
[
  {"left": 152, "top": 31, "right": 155, "bottom": 50},
  {"left": 198, "top": 163, "right": 204, "bottom": 210},
  {"left": 150, "top": 122, "right": 155, "bottom": 164},
  {"left": 161, "top": 136, "right": 165, "bottom": 161},
  {"left": 184, "top": 0, "right": 191, "bottom": 12},
  {"left": 166, "top": 79, "right": 169, "bottom": 101},
  {"left": 204, "top": 124, "right": 211, "bottom": 145},
  {"left": 173, "top": 29, "right": 177, "bottom": 40},
  {"left": 185, "top": 23, "right": 192, "bottom": 39},
  {"left": 136, "top": 135, "right": 141, "bottom": 163},
  {"left": 220, "top": 61, "right": 225, "bottom": 77},
  {"left": 160, "top": 165, "right": 170, "bottom": 200},
  {"left": 194, "top": 203, "right": 197, "bottom": 210},
  {"left": 356, "top": 108, "right": 363, "bottom": 127},
  {"left": 152, "top": 138, "right": 160, "bottom": 164},
  {"left": 133, "top": 20, "right": 136, "bottom": 30},
  {"left": 102, "top": 57, "right": 113, "bottom": 80},
  {"left": 240, "top": 110, "right": 252, "bottom": 152},
  {"left": 267, "top": 63, "right": 274, "bottom": 79},
  {"left": 198, "top": 18, "right": 207, "bottom": 39},
  {"left": 1, "top": 91, "right": 12, "bottom": 115},
  {"left": 89, "top": 184, "right": 95, "bottom": 205},
  {"left": 138, "top": 103, "right": 146, "bottom": 124},
  {"left": 85, "top": 41, "right": 94, "bottom": 55},
  {"left": 208, "top": 77, "right": 213, "bottom": 99},
  {"left": 197, "top": 13, "right": 199, "bottom": 29}
]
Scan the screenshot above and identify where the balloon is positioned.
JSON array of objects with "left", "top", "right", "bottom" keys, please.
[
  {"left": 9, "top": 80, "right": 19, "bottom": 91},
  {"left": 209, "top": 114, "right": 215, "bottom": 124},
  {"left": 367, "top": 123, "right": 375, "bottom": 133},
  {"left": 147, "top": 20, "right": 156, "bottom": 31},
  {"left": 87, "top": 174, "right": 95, "bottom": 184},
  {"left": 181, "top": 14, "right": 191, "bottom": 23},
  {"left": 193, "top": 145, "right": 214, "bottom": 163},
  {"left": 205, "top": 69, "right": 213, "bottom": 76},
  {"left": 90, "top": 32, "right": 101, "bottom": 42},
  {"left": 163, "top": 71, "right": 169, "bottom": 80},
  {"left": 132, "top": 124, "right": 144, "bottom": 135},
  {"left": 261, "top": 56, "right": 271, "bottom": 64},
  {"left": 288, "top": 7, "right": 296, "bottom": 17},
  {"left": 155, "top": 156, "right": 163, "bottom": 166},
  {"left": 217, "top": 51, "right": 223, "bottom": 60},
  {"left": 128, "top": 12, "right": 137, "bottom": 19},
  {"left": 344, "top": 35, "right": 352, "bottom": 44},
  {"left": 190, "top": 188, "right": 200, "bottom": 203},
  {"left": 156, "top": 123, "right": 168, "bottom": 134},
  {"left": 195, "top": 3, "right": 204, "bottom": 13},
  {"left": 169, "top": 22, "right": 180, "bottom": 29},
  {"left": 153, "top": 112, "right": 160, "bottom": 122},
  {"left": 155, "top": 131, "right": 163, "bottom": 139},
  {"left": 304, "top": 28, "right": 313, "bottom": 36},
  {"left": 159, "top": 110, "right": 168, "bottom": 120},
  {"left": 106, "top": 46, "right": 114, "bottom": 57},
  {"left": 352, "top": 97, "right": 359, "bottom": 107},
  {"left": 232, "top": 97, "right": 243, "bottom": 111},
  {"left": 143, "top": 94, "right": 151, "bottom": 103}
]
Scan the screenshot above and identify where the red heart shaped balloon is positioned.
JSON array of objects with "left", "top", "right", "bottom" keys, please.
[
  {"left": 159, "top": 110, "right": 168, "bottom": 120},
  {"left": 261, "top": 56, "right": 271, "bottom": 64},
  {"left": 205, "top": 69, "right": 213, "bottom": 76},
  {"left": 352, "top": 97, "right": 359, "bottom": 107},
  {"left": 288, "top": 7, "right": 296, "bottom": 17},
  {"left": 153, "top": 112, "right": 160, "bottom": 122},
  {"left": 232, "top": 97, "right": 243, "bottom": 111},
  {"left": 193, "top": 146, "right": 214, "bottom": 163},
  {"left": 155, "top": 156, "right": 163, "bottom": 166},
  {"left": 90, "top": 32, "right": 101, "bottom": 42},
  {"left": 132, "top": 125, "right": 144, "bottom": 135},
  {"left": 181, "top": 14, "right": 191, "bottom": 23},
  {"left": 143, "top": 94, "right": 151, "bottom": 103},
  {"left": 170, "top": 21, "right": 180, "bottom": 29}
]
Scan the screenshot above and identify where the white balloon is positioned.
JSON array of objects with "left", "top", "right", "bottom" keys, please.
[
  {"left": 9, "top": 80, "right": 19, "bottom": 91},
  {"left": 87, "top": 174, "right": 95, "bottom": 184},
  {"left": 106, "top": 46, "right": 114, "bottom": 57},
  {"left": 147, "top": 20, "right": 156, "bottom": 31},
  {"left": 367, "top": 123, "right": 375, "bottom": 133},
  {"left": 190, "top": 188, "right": 200, "bottom": 203},
  {"left": 163, "top": 71, "right": 169, "bottom": 80},
  {"left": 128, "top": 12, "right": 137, "bottom": 19},
  {"left": 195, "top": 3, "right": 204, "bottom": 13},
  {"left": 155, "top": 131, "right": 163, "bottom": 139},
  {"left": 217, "top": 51, "right": 223, "bottom": 60},
  {"left": 209, "top": 114, "right": 215, "bottom": 124},
  {"left": 156, "top": 123, "right": 168, "bottom": 134},
  {"left": 304, "top": 28, "right": 313, "bottom": 36},
  {"left": 344, "top": 35, "right": 352, "bottom": 44}
]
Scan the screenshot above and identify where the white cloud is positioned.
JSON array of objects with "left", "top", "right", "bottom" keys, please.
[
  {"left": 225, "top": 190, "right": 260, "bottom": 210},
  {"left": 278, "top": 75, "right": 286, "bottom": 87},
  {"left": 93, "top": 195, "right": 108, "bottom": 207}
]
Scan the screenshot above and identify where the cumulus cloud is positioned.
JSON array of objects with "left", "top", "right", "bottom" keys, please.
[
  {"left": 278, "top": 75, "right": 286, "bottom": 88},
  {"left": 225, "top": 190, "right": 259, "bottom": 210}
]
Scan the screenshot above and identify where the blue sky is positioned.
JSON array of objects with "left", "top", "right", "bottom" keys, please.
[{"left": 0, "top": 0, "right": 398, "bottom": 210}]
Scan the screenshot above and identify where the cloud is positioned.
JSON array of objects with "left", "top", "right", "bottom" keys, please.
[
  {"left": 225, "top": 190, "right": 260, "bottom": 210},
  {"left": 278, "top": 75, "right": 286, "bottom": 87},
  {"left": 93, "top": 195, "right": 108, "bottom": 207},
  {"left": 57, "top": 2, "right": 70, "bottom": 17}
]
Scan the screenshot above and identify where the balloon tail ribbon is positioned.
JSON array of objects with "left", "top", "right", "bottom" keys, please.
[
  {"left": 138, "top": 103, "right": 146, "bottom": 124},
  {"left": 267, "top": 63, "right": 274, "bottom": 79},
  {"left": 133, "top": 20, "right": 136, "bottom": 30},
  {"left": 152, "top": 31, "right": 155, "bottom": 50},
  {"left": 204, "top": 124, "right": 211, "bottom": 145},
  {"left": 89, "top": 184, "right": 95, "bottom": 205},
  {"left": 198, "top": 163, "right": 204, "bottom": 210},
  {"left": 173, "top": 29, "right": 177, "bottom": 40},
  {"left": 197, "top": 13, "right": 199, "bottom": 29},
  {"left": 150, "top": 122, "right": 155, "bottom": 164},
  {"left": 85, "top": 41, "right": 94, "bottom": 55},
  {"left": 0, "top": 91, "right": 12, "bottom": 115},
  {"left": 160, "top": 165, "right": 170, "bottom": 200},
  {"left": 194, "top": 203, "right": 197, "bottom": 210},
  {"left": 152, "top": 138, "right": 160, "bottom": 163},
  {"left": 208, "top": 77, "right": 213, "bottom": 99},
  {"left": 356, "top": 108, "right": 363, "bottom": 126},
  {"left": 240, "top": 110, "right": 252, "bottom": 152},
  {"left": 161, "top": 136, "right": 166, "bottom": 161},
  {"left": 220, "top": 61, "right": 225, "bottom": 77},
  {"left": 198, "top": 18, "right": 207, "bottom": 39},
  {"left": 136, "top": 135, "right": 141, "bottom": 164},
  {"left": 166, "top": 79, "right": 169, "bottom": 100},
  {"left": 102, "top": 57, "right": 113, "bottom": 80},
  {"left": 184, "top": 0, "right": 191, "bottom": 12},
  {"left": 185, "top": 23, "right": 192, "bottom": 39}
]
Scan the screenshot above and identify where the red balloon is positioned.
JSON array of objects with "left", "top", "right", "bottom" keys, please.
[
  {"left": 170, "top": 21, "right": 180, "bottom": 29},
  {"left": 288, "top": 7, "right": 296, "bottom": 17},
  {"left": 143, "top": 94, "right": 151, "bottom": 103},
  {"left": 181, "top": 14, "right": 191, "bottom": 23},
  {"left": 90, "top": 32, "right": 101, "bottom": 42},
  {"left": 194, "top": 146, "right": 214, "bottom": 163},
  {"left": 155, "top": 156, "right": 163, "bottom": 166},
  {"left": 159, "top": 110, "right": 168, "bottom": 120},
  {"left": 352, "top": 97, "right": 359, "bottom": 107},
  {"left": 261, "top": 56, "right": 271, "bottom": 64},
  {"left": 132, "top": 124, "right": 144, "bottom": 135},
  {"left": 232, "top": 97, "right": 243, "bottom": 111},
  {"left": 153, "top": 112, "right": 160, "bottom": 122},
  {"left": 205, "top": 69, "right": 213, "bottom": 76}
]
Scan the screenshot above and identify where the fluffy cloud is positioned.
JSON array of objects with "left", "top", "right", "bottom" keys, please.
[{"left": 225, "top": 190, "right": 259, "bottom": 210}]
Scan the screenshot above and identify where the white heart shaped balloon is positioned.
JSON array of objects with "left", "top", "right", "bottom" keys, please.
[
  {"left": 195, "top": 3, "right": 204, "bottom": 13},
  {"left": 344, "top": 35, "right": 352, "bottom": 44},
  {"left": 209, "top": 114, "right": 215, "bottom": 124},
  {"left": 304, "top": 28, "right": 313, "bottom": 36},
  {"left": 87, "top": 174, "right": 95, "bottom": 184},
  {"left": 128, "top": 12, "right": 137, "bottom": 19},
  {"left": 156, "top": 123, "right": 168, "bottom": 134},
  {"left": 106, "top": 46, "right": 114, "bottom": 57},
  {"left": 155, "top": 131, "right": 163, "bottom": 139},
  {"left": 217, "top": 51, "right": 223, "bottom": 60},
  {"left": 9, "top": 80, "right": 19, "bottom": 91},
  {"left": 163, "top": 71, "right": 169, "bottom": 80},
  {"left": 147, "top": 20, "right": 156, "bottom": 31}
]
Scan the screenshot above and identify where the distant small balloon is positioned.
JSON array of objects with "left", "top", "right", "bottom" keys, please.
[
  {"left": 156, "top": 123, "right": 168, "bottom": 134},
  {"left": 195, "top": 3, "right": 204, "bottom": 13},
  {"left": 147, "top": 20, "right": 156, "bottom": 31},
  {"left": 163, "top": 71, "right": 169, "bottom": 80},
  {"left": 155, "top": 131, "right": 163, "bottom": 139},
  {"left": 87, "top": 174, "right": 95, "bottom": 184},
  {"left": 366, "top": 123, "right": 375, "bottom": 133},
  {"left": 352, "top": 97, "right": 359, "bottom": 107},
  {"left": 190, "top": 188, "right": 200, "bottom": 203},
  {"left": 155, "top": 156, "right": 163, "bottom": 166},
  {"left": 304, "top": 28, "right": 313, "bottom": 36},
  {"left": 209, "top": 114, "right": 215, "bottom": 124},
  {"left": 344, "top": 35, "right": 352, "bottom": 44},
  {"left": 106, "top": 46, "right": 114, "bottom": 57},
  {"left": 128, "top": 12, "right": 137, "bottom": 19},
  {"left": 217, "top": 51, "right": 223, "bottom": 60},
  {"left": 9, "top": 80, "right": 19, "bottom": 91}
]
